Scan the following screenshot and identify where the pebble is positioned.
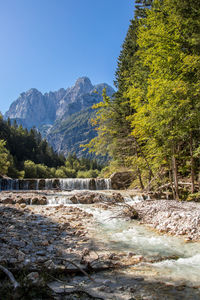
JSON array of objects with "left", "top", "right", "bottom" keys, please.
[{"left": 26, "top": 272, "right": 40, "bottom": 285}]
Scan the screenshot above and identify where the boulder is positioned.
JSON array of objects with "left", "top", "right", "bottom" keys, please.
[
  {"left": 110, "top": 171, "right": 135, "bottom": 189},
  {"left": 16, "top": 197, "right": 29, "bottom": 204},
  {"left": 31, "top": 197, "right": 47, "bottom": 205},
  {"left": 52, "top": 179, "right": 60, "bottom": 189},
  {"left": 70, "top": 192, "right": 96, "bottom": 204},
  {"left": 112, "top": 192, "right": 124, "bottom": 203},
  {"left": 69, "top": 191, "right": 124, "bottom": 204},
  {"left": 38, "top": 179, "right": 46, "bottom": 190},
  {"left": 0, "top": 197, "right": 15, "bottom": 204}
]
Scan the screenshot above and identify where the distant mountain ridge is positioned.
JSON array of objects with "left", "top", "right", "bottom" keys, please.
[{"left": 5, "top": 77, "right": 115, "bottom": 157}]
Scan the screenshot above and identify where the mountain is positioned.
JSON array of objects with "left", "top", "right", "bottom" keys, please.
[{"left": 5, "top": 77, "right": 115, "bottom": 157}]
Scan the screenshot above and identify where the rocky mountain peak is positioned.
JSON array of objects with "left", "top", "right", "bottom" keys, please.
[
  {"left": 75, "top": 77, "right": 93, "bottom": 89},
  {"left": 4, "top": 77, "right": 115, "bottom": 156},
  {"left": 70, "top": 76, "right": 94, "bottom": 98},
  {"left": 25, "top": 88, "right": 42, "bottom": 97}
]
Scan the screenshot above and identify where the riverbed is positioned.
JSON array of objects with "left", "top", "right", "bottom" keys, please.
[{"left": 0, "top": 190, "right": 200, "bottom": 299}]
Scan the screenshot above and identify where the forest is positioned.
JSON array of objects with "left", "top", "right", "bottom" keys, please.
[
  {"left": 1, "top": 0, "right": 200, "bottom": 201},
  {"left": 86, "top": 0, "right": 200, "bottom": 200},
  {"left": 0, "top": 114, "right": 102, "bottom": 179}
]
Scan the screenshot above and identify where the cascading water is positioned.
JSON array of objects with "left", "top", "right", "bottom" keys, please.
[
  {"left": 78, "top": 203, "right": 200, "bottom": 286},
  {"left": 95, "top": 178, "right": 111, "bottom": 190},
  {"left": 0, "top": 178, "right": 112, "bottom": 191},
  {"left": 45, "top": 179, "right": 53, "bottom": 190},
  {"left": 60, "top": 178, "right": 91, "bottom": 190},
  {"left": 0, "top": 179, "right": 19, "bottom": 191}
]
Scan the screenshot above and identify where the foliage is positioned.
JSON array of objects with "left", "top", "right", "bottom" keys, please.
[
  {"left": 77, "top": 169, "right": 99, "bottom": 178},
  {"left": 0, "top": 114, "right": 104, "bottom": 178},
  {"left": 86, "top": 0, "right": 200, "bottom": 196},
  {"left": 187, "top": 192, "right": 200, "bottom": 202},
  {"left": 0, "top": 139, "right": 10, "bottom": 175}
]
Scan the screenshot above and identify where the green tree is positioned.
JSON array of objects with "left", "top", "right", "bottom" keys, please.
[
  {"left": 85, "top": 1, "right": 153, "bottom": 188},
  {"left": 24, "top": 160, "right": 37, "bottom": 178},
  {"left": 127, "top": 0, "right": 200, "bottom": 197},
  {"left": 0, "top": 140, "right": 10, "bottom": 175}
]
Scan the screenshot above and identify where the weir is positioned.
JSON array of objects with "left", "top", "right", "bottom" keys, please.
[{"left": 0, "top": 178, "right": 112, "bottom": 191}]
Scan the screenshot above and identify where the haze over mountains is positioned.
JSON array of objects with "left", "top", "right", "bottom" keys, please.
[{"left": 5, "top": 77, "right": 115, "bottom": 157}]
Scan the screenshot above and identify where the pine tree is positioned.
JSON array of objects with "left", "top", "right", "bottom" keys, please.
[{"left": 86, "top": 1, "right": 153, "bottom": 186}]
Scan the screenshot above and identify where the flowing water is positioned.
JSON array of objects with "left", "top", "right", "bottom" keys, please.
[
  {"left": 82, "top": 204, "right": 200, "bottom": 285},
  {"left": 47, "top": 194, "right": 200, "bottom": 286},
  {"left": 0, "top": 178, "right": 111, "bottom": 191}
]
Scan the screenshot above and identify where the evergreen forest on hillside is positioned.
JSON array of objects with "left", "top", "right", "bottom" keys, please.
[
  {"left": 0, "top": 114, "right": 102, "bottom": 179},
  {"left": 1, "top": 0, "right": 200, "bottom": 200},
  {"left": 85, "top": 0, "right": 200, "bottom": 200}
]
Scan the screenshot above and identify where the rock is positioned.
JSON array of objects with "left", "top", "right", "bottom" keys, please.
[
  {"left": 36, "top": 250, "right": 46, "bottom": 256},
  {"left": 5, "top": 77, "right": 115, "bottom": 157},
  {"left": 110, "top": 171, "right": 135, "bottom": 189},
  {"left": 16, "top": 197, "right": 26, "bottom": 204},
  {"left": 112, "top": 192, "right": 124, "bottom": 203},
  {"left": 38, "top": 179, "right": 45, "bottom": 189},
  {"left": 134, "top": 276, "right": 144, "bottom": 281},
  {"left": 20, "top": 203, "right": 26, "bottom": 208},
  {"left": 52, "top": 179, "right": 60, "bottom": 189},
  {"left": 0, "top": 197, "right": 15, "bottom": 204},
  {"left": 26, "top": 272, "right": 40, "bottom": 285},
  {"left": 70, "top": 191, "right": 124, "bottom": 204},
  {"left": 103, "top": 279, "right": 112, "bottom": 286},
  {"left": 17, "top": 250, "right": 26, "bottom": 262},
  {"left": 47, "top": 281, "right": 77, "bottom": 294},
  {"left": 41, "top": 240, "right": 49, "bottom": 246},
  {"left": 44, "top": 260, "right": 56, "bottom": 269},
  {"left": 128, "top": 252, "right": 135, "bottom": 257},
  {"left": 82, "top": 248, "right": 90, "bottom": 256},
  {"left": 31, "top": 197, "right": 47, "bottom": 205}
]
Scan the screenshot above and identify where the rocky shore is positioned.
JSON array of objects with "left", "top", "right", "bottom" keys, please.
[
  {"left": 132, "top": 199, "right": 200, "bottom": 241},
  {"left": 0, "top": 191, "right": 200, "bottom": 299}
]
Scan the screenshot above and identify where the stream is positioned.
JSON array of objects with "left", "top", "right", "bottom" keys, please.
[
  {"left": 82, "top": 204, "right": 200, "bottom": 286},
  {"left": 47, "top": 192, "right": 200, "bottom": 287}
]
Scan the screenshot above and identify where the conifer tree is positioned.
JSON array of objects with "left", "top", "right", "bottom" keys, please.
[{"left": 86, "top": 1, "right": 152, "bottom": 186}]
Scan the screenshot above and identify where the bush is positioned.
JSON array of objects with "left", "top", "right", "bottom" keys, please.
[
  {"left": 55, "top": 169, "right": 66, "bottom": 178},
  {"left": 36, "top": 164, "right": 51, "bottom": 178},
  {"left": 24, "top": 160, "right": 37, "bottom": 178},
  {"left": 187, "top": 192, "right": 200, "bottom": 202},
  {"left": 77, "top": 169, "right": 99, "bottom": 178}
]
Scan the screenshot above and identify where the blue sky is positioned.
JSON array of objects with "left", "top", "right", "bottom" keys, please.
[{"left": 0, "top": 0, "right": 134, "bottom": 114}]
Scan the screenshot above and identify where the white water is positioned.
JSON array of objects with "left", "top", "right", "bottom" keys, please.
[
  {"left": 0, "top": 178, "right": 111, "bottom": 190},
  {"left": 78, "top": 203, "right": 200, "bottom": 285},
  {"left": 60, "top": 178, "right": 91, "bottom": 190},
  {"left": 44, "top": 191, "right": 200, "bottom": 285}
]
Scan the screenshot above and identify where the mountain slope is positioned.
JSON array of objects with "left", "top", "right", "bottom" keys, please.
[
  {"left": 5, "top": 77, "right": 115, "bottom": 157},
  {"left": 45, "top": 108, "right": 96, "bottom": 157}
]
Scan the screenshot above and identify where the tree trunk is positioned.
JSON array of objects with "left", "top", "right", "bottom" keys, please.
[
  {"left": 190, "top": 133, "right": 195, "bottom": 193},
  {"left": 137, "top": 167, "right": 144, "bottom": 190},
  {"left": 172, "top": 145, "right": 179, "bottom": 200},
  {"left": 132, "top": 136, "right": 154, "bottom": 179},
  {"left": 169, "top": 167, "right": 176, "bottom": 200}
]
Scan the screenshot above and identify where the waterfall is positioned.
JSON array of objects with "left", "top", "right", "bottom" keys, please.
[
  {"left": 45, "top": 179, "right": 53, "bottom": 190},
  {"left": 0, "top": 179, "right": 19, "bottom": 191},
  {"left": 0, "top": 178, "right": 112, "bottom": 191},
  {"left": 60, "top": 178, "right": 91, "bottom": 190},
  {"left": 95, "top": 178, "right": 111, "bottom": 190},
  {"left": 35, "top": 179, "right": 39, "bottom": 190}
]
